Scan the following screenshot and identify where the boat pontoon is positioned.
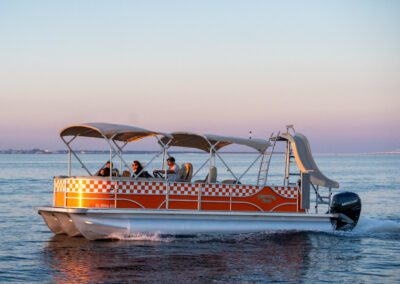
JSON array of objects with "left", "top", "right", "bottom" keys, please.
[{"left": 38, "top": 123, "right": 361, "bottom": 240}]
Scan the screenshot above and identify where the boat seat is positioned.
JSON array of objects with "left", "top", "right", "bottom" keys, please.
[
  {"left": 194, "top": 167, "right": 218, "bottom": 183},
  {"left": 208, "top": 166, "right": 217, "bottom": 183},
  {"left": 179, "top": 163, "right": 193, "bottom": 182}
]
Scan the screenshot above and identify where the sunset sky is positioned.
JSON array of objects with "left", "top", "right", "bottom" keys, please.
[{"left": 0, "top": 0, "right": 399, "bottom": 153}]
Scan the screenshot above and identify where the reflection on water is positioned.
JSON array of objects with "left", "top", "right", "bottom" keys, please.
[
  {"left": 37, "top": 222, "right": 400, "bottom": 283},
  {"left": 1, "top": 154, "right": 400, "bottom": 282},
  {"left": 42, "top": 232, "right": 315, "bottom": 283}
]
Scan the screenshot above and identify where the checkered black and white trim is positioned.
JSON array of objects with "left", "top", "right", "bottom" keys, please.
[
  {"left": 54, "top": 178, "right": 298, "bottom": 199},
  {"left": 54, "top": 178, "right": 67, "bottom": 192},
  {"left": 59, "top": 178, "right": 114, "bottom": 193},
  {"left": 273, "top": 186, "right": 298, "bottom": 199}
]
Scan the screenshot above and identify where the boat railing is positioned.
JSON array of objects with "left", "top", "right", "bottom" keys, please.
[
  {"left": 53, "top": 176, "right": 301, "bottom": 213},
  {"left": 312, "top": 184, "right": 333, "bottom": 213}
]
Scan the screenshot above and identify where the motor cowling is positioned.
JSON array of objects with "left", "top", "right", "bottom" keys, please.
[{"left": 330, "top": 192, "right": 361, "bottom": 231}]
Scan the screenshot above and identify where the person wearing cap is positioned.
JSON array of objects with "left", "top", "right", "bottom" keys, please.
[{"left": 155, "top": 157, "right": 180, "bottom": 181}]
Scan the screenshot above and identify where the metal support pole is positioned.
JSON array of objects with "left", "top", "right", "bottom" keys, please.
[
  {"left": 109, "top": 139, "right": 131, "bottom": 175},
  {"left": 204, "top": 140, "right": 239, "bottom": 181},
  {"left": 61, "top": 136, "right": 92, "bottom": 176},
  {"left": 68, "top": 149, "right": 72, "bottom": 176},
  {"left": 97, "top": 147, "right": 127, "bottom": 175},
  {"left": 208, "top": 148, "right": 213, "bottom": 183},
  {"left": 160, "top": 138, "right": 170, "bottom": 209},
  {"left": 237, "top": 154, "right": 262, "bottom": 182},
  {"left": 257, "top": 132, "right": 274, "bottom": 185},
  {"left": 256, "top": 154, "right": 265, "bottom": 186},
  {"left": 229, "top": 187, "right": 232, "bottom": 211},
  {"left": 109, "top": 145, "right": 112, "bottom": 179},
  {"left": 284, "top": 140, "right": 291, "bottom": 186},
  {"left": 192, "top": 157, "right": 210, "bottom": 179},
  {"left": 162, "top": 148, "right": 166, "bottom": 170},
  {"left": 154, "top": 136, "right": 171, "bottom": 209},
  {"left": 118, "top": 142, "right": 123, "bottom": 174},
  {"left": 111, "top": 140, "right": 128, "bottom": 169},
  {"left": 133, "top": 149, "right": 164, "bottom": 179},
  {"left": 214, "top": 150, "right": 239, "bottom": 181},
  {"left": 114, "top": 181, "right": 117, "bottom": 208},
  {"left": 165, "top": 180, "right": 169, "bottom": 209},
  {"left": 53, "top": 180, "right": 56, "bottom": 206},
  {"left": 197, "top": 186, "right": 202, "bottom": 210},
  {"left": 65, "top": 135, "right": 77, "bottom": 177},
  {"left": 263, "top": 131, "right": 279, "bottom": 187}
]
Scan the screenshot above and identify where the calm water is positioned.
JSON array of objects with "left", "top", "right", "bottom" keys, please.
[{"left": 0, "top": 153, "right": 399, "bottom": 283}]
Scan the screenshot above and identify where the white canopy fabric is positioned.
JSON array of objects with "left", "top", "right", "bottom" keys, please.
[
  {"left": 60, "top": 123, "right": 270, "bottom": 152},
  {"left": 60, "top": 122, "right": 168, "bottom": 142},
  {"left": 205, "top": 134, "right": 270, "bottom": 153},
  {"left": 160, "top": 132, "right": 211, "bottom": 152},
  {"left": 160, "top": 132, "right": 270, "bottom": 153}
]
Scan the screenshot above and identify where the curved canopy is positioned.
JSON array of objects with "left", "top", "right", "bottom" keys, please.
[
  {"left": 160, "top": 132, "right": 211, "bottom": 152},
  {"left": 160, "top": 132, "right": 270, "bottom": 153},
  {"left": 206, "top": 134, "right": 270, "bottom": 153},
  {"left": 60, "top": 122, "right": 168, "bottom": 142}
]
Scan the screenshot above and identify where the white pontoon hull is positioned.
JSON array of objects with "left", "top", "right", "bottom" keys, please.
[{"left": 38, "top": 207, "right": 335, "bottom": 240}]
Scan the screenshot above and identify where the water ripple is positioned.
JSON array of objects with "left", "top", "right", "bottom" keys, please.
[{"left": 0, "top": 154, "right": 399, "bottom": 283}]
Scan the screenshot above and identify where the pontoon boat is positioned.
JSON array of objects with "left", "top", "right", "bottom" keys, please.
[{"left": 38, "top": 123, "right": 361, "bottom": 240}]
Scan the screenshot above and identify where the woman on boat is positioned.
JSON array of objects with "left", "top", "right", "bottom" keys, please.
[
  {"left": 132, "top": 160, "right": 152, "bottom": 178},
  {"left": 97, "top": 161, "right": 111, "bottom": 177}
]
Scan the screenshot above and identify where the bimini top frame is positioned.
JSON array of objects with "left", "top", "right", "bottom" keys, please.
[
  {"left": 60, "top": 122, "right": 166, "bottom": 142},
  {"left": 160, "top": 132, "right": 271, "bottom": 183},
  {"left": 60, "top": 122, "right": 171, "bottom": 177},
  {"left": 160, "top": 132, "right": 270, "bottom": 154},
  {"left": 60, "top": 123, "right": 273, "bottom": 185}
]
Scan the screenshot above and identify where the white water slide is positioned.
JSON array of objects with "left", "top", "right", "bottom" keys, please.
[{"left": 281, "top": 132, "right": 339, "bottom": 188}]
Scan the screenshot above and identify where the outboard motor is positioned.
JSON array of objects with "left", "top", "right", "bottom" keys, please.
[{"left": 330, "top": 192, "right": 361, "bottom": 231}]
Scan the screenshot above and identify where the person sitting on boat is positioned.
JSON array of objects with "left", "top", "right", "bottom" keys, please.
[
  {"left": 97, "top": 161, "right": 112, "bottom": 177},
  {"left": 154, "top": 156, "right": 180, "bottom": 181},
  {"left": 132, "top": 160, "right": 152, "bottom": 178}
]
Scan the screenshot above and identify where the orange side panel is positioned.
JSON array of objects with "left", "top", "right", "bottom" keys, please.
[
  {"left": 201, "top": 201, "right": 231, "bottom": 211},
  {"left": 116, "top": 194, "right": 166, "bottom": 209},
  {"left": 54, "top": 178, "right": 304, "bottom": 213},
  {"left": 54, "top": 192, "right": 65, "bottom": 207},
  {"left": 168, "top": 200, "right": 198, "bottom": 210}
]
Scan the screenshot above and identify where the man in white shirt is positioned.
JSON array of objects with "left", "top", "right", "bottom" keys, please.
[{"left": 156, "top": 157, "right": 180, "bottom": 181}]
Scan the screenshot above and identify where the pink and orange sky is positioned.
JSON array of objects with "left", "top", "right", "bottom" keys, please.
[{"left": 0, "top": 1, "right": 399, "bottom": 153}]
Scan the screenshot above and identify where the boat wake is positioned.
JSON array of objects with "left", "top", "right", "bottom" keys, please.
[
  {"left": 351, "top": 216, "right": 400, "bottom": 235},
  {"left": 103, "top": 216, "right": 400, "bottom": 242},
  {"left": 109, "top": 232, "right": 174, "bottom": 242}
]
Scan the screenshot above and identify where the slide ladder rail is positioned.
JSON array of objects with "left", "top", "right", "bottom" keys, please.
[{"left": 257, "top": 131, "right": 279, "bottom": 187}]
